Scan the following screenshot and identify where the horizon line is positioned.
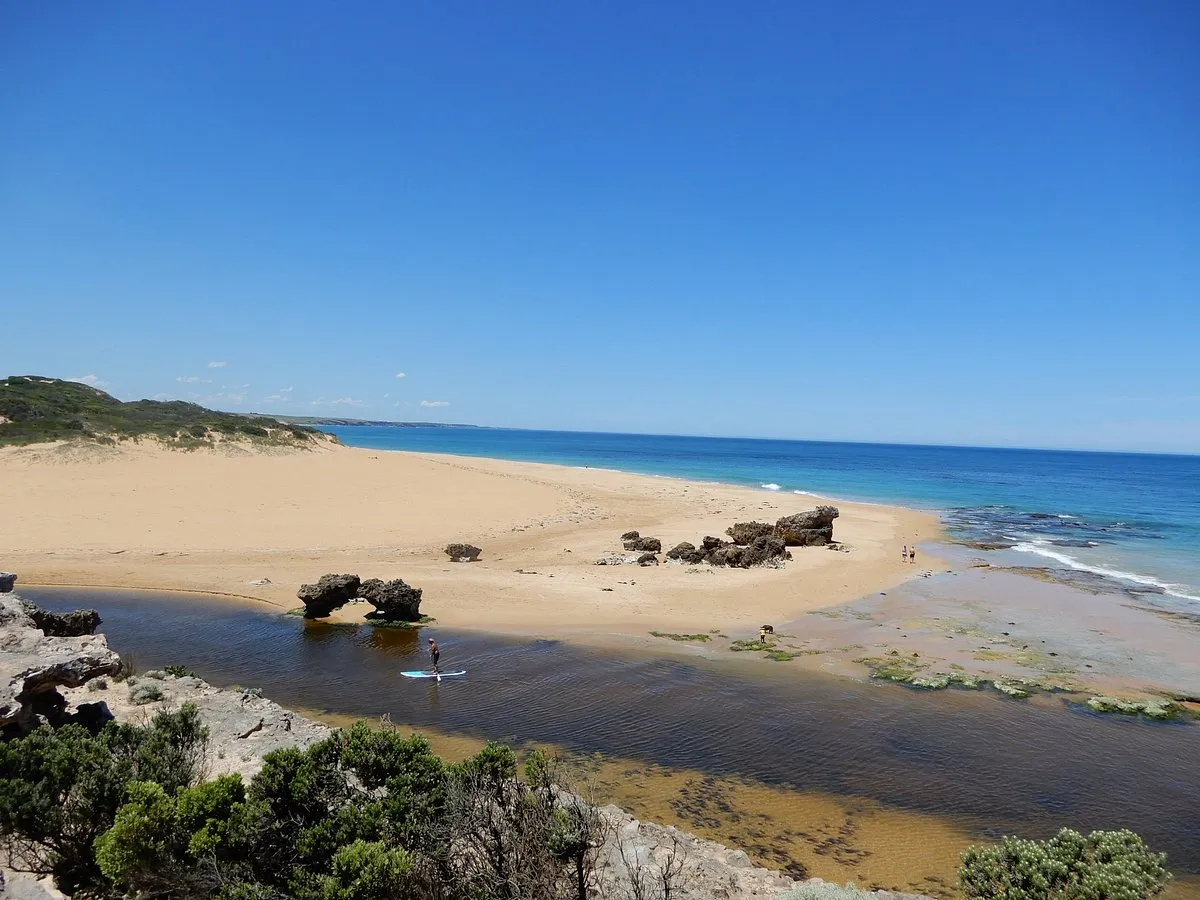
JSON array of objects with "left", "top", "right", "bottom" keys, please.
[{"left": 262, "top": 414, "right": 1200, "bottom": 460}]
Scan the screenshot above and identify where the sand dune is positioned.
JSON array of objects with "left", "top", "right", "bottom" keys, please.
[{"left": 0, "top": 441, "right": 940, "bottom": 638}]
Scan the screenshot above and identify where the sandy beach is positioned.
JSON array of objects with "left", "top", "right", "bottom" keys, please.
[{"left": 0, "top": 440, "right": 939, "bottom": 637}]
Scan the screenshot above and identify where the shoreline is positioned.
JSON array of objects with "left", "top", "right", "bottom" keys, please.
[
  {"left": 0, "top": 440, "right": 943, "bottom": 631},
  {"left": 4, "top": 440, "right": 1198, "bottom": 706}
]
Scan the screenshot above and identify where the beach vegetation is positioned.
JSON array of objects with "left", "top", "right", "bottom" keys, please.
[
  {"left": 958, "top": 828, "right": 1170, "bottom": 899},
  {"left": 0, "top": 704, "right": 208, "bottom": 893},
  {"left": 0, "top": 375, "right": 320, "bottom": 448},
  {"left": 129, "top": 680, "right": 166, "bottom": 704},
  {"left": 781, "top": 883, "right": 874, "bottom": 900},
  {"left": 165, "top": 665, "right": 195, "bottom": 678},
  {"left": 649, "top": 631, "right": 711, "bottom": 642},
  {"left": 1, "top": 713, "right": 615, "bottom": 900}
]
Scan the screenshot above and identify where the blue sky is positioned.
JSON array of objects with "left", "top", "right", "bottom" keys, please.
[{"left": 2, "top": 2, "right": 1197, "bottom": 453}]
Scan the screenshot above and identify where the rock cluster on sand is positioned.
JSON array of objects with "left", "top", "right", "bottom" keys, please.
[
  {"left": 444, "top": 542, "right": 482, "bottom": 562},
  {"left": 772, "top": 505, "right": 840, "bottom": 546},
  {"left": 621, "top": 531, "right": 663, "bottom": 553},
  {"left": 0, "top": 572, "right": 16, "bottom": 593},
  {"left": 621, "top": 507, "right": 841, "bottom": 571},
  {"left": 297, "top": 573, "right": 424, "bottom": 621},
  {"left": 0, "top": 591, "right": 120, "bottom": 732}
]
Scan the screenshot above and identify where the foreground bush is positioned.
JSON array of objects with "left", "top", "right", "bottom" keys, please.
[
  {"left": 2, "top": 712, "right": 606, "bottom": 900},
  {"left": 0, "top": 704, "right": 208, "bottom": 893},
  {"left": 959, "top": 828, "right": 1170, "bottom": 900}
]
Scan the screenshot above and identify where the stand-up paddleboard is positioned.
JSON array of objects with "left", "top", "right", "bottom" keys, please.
[{"left": 401, "top": 670, "right": 465, "bottom": 679}]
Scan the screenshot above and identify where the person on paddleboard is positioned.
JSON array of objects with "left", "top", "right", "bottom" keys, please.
[{"left": 427, "top": 637, "right": 440, "bottom": 674}]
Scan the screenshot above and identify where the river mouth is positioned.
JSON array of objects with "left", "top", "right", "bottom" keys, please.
[{"left": 25, "top": 586, "right": 1200, "bottom": 897}]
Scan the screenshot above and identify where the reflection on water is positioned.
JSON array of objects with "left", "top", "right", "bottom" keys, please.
[{"left": 25, "top": 587, "right": 1200, "bottom": 891}]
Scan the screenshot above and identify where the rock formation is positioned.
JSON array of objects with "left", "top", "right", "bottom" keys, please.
[
  {"left": 636, "top": 552, "right": 659, "bottom": 566},
  {"left": 620, "top": 530, "right": 641, "bottom": 541},
  {"left": 296, "top": 573, "right": 362, "bottom": 618},
  {"left": 0, "top": 572, "right": 15, "bottom": 593},
  {"left": 444, "top": 543, "right": 482, "bottom": 562},
  {"left": 623, "top": 535, "right": 662, "bottom": 552},
  {"left": 20, "top": 600, "right": 101, "bottom": 637},
  {"left": 773, "top": 505, "right": 839, "bottom": 546},
  {"left": 725, "top": 521, "right": 775, "bottom": 544},
  {"left": 666, "top": 541, "right": 705, "bottom": 564},
  {"left": 358, "top": 578, "right": 423, "bottom": 621},
  {"left": 1, "top": 593, "right": 121, "bottom": 731}
]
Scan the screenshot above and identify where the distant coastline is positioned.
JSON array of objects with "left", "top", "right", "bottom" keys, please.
[{"left": 263, "top": 415, "right": 482, "bottom": 428}]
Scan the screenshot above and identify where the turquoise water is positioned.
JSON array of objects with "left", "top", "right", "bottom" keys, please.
[{"left": 325, "top": 427, "right": 1200, "bottom": 605}]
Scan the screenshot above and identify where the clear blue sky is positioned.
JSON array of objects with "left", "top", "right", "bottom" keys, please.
[{"left": 2, "top": 2, "right": 1197, "bottom": 453}]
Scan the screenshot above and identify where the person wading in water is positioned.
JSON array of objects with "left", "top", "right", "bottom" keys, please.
[{"left": 427, "top": 637, "right": 440, "bottom": 675}]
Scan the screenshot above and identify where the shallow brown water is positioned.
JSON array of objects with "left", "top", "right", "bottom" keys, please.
[{"left": 26, "top": 587, "right": 1200, "bottom": 896}]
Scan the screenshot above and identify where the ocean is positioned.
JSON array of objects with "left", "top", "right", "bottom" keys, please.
[{"left": 324, "top": 426, "right": 1200, "bottom": 606}]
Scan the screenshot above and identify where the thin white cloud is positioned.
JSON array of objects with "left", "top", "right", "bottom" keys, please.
[
  {"left": 151, "top": 393, "right": 175, "bottom": 401},
  {"left": 280, "top": 386, "right": 294, "bottom": 393},
  {"left": 395, "top": 371, "right": 407, "bottom": 379},
  {"left": 207, "top": 361, "right": 228, "bottom": 368},
  {"left": 177, "top": 376, "right": 210, "bottom": 384},
  {"left": 70, "top": 375, "right": 109, "bottom": 388},
  {"left": 383, "top": 393, "right": 390, "bottom": 399},
  {"left": 420, "top": 400, "right": 450, "bottom": 408},
  {"left": 262, "top": 395, "right": 289, "bottom": 404},
  {"left": 311, "top": 397, "right": 364, "bottom": 407}
]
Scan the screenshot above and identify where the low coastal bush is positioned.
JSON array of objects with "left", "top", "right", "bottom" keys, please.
[
  {"left": 130, "top": 680, "right": 166, "bottom": 704},
  {"left": 0, "top": 704, "right": 207, "bottom": 893},
  {"left": 959, "top": 828, "right": 1170, "bottom": 900},
  {"left": 782, "top": 883, "right": 874, "bottom": 900},
  {"left": 0, "top": 712, "right": 607, "bottom": 900}
]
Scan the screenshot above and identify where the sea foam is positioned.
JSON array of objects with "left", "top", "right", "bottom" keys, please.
[
  {"left": 760, "top": 483, "right": 781, "bottom": 491},
  {"left": 1012, "top": 541, "right": 1200, "bottom": 604}
]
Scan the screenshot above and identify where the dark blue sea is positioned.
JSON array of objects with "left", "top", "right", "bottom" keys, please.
[{"left": 324, "top": 426, "right": 1200, "bottom": 606}]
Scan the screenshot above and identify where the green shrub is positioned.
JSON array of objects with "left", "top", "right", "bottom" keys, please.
[
  {"left": 189, "top": 424, "right": 209, "bottom": 438},
  {"left": 239, "top": 424, "right": 268, "bottom": 437},
  {"left": 164, "top": 664, "right": 193, "bottom": 678},
  {"left": 782, "top": 883, "right": 874, "bottom": 900},
  {"left": 0, "top": 704, "right": 207, "bottom": 893},
  {"left": 95, "top": 775, "right": 252, "bottom": 897},
  {"left": 320, "top": 840, "right": 415, "bottom": 900},
  {"left": 959, "top": 828, "right": 1170, "bottom": 900},
  {"left": 130, "top": 681, "right": 165, "bottom": 705}
]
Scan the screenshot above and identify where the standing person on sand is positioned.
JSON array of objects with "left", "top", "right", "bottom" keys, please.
[
  {"left": 909, "top": 545, "right": 917, "bottom": 565},
  {"left": 427, "top": 637, "right": 440, "bottom": 675},
  {"left": 902, "top": 544, "right": 908, "bottom": 563}
]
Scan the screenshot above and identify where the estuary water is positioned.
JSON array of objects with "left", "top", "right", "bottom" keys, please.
[
  {"left": 325, "top": 426, "right": 1200, "bottom": 607},
  {"left": 27, "top": 586, "right": 1200, "bottom": 881}
]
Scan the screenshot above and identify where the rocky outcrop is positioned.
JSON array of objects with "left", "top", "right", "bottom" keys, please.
[
  {"left": 357, "top": 578, "right": 423, "bottom": 621},
  {"left": 20, "top": 600, "right": 101, "bottom": 637},
  {"left": 0, "top": 572, "right": 15, "bottom": 593},
  {"left": 444, "top": 543, "right": 482, "bottom": 562},
  {"left": 726, "top": 521, "right": 775, "bottom": 545},
  {"left": 1, "top": 593, "right": 121, "bottom": 731},
  {"left": 622, "top": 534, "right": 662, "bottom": 552},
  {"left": 621, "top": 530, "right": 642, "bottom": 542},
  {"left": 738, "top": 535, "right": 791, "bottom": 567},
  {"left": 666, "top": 542, "right": 705, "bottom": 564},
  {"left": 773, "top": 506, "right": 839, "bottom": 546},
  {"left": 636, "top": 553, "right": 659, "bottom": 567},
  {"left": 297, "top": 573, "right": 361, "bottom": 618}
]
